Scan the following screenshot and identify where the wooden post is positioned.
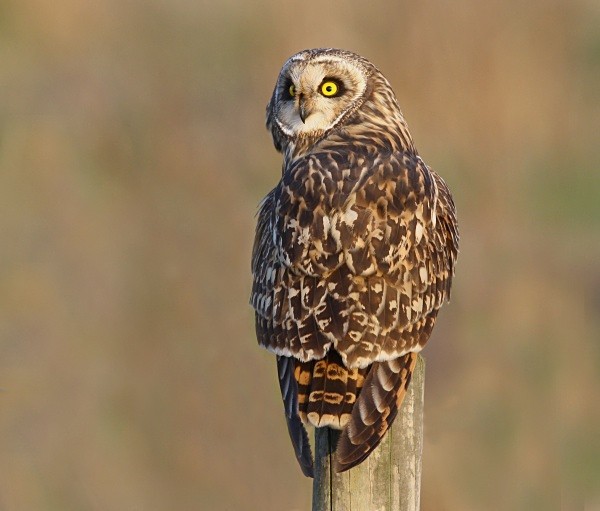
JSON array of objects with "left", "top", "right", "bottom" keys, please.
[{"left": 312, "top": 356, "right": 425, "bottom": 511}]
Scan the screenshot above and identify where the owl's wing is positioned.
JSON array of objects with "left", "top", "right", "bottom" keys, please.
[
  {"left": 332, "top": 155, "right": 457, "bottom": 471},
  {"left": 335, "top": 351, "right": 418, "bottom": 472},
  {"left": 330, "top": 155, "right": 459, "bottom": 367},
  {"left": 276, "top": 355, "right": 314, "bottom": 477},
  {"left": 252, "top": 191, "right": 314, "bottom": 477}
]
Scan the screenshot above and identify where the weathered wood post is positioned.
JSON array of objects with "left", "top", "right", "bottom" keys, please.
[{"left": 312, "top": 356, "right": 425, "bottom": 511}]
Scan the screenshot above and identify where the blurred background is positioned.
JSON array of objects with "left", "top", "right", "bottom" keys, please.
[{"left": 1, "top": 0, "right": 599, "bottom": 509}]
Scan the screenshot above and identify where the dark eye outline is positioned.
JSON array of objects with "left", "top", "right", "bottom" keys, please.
[
  {"left": 319, "top": 78, "right": 344, "bottom": 97},
  {"left": 284, "top": 80, "right": 295, "bottom": 99}
]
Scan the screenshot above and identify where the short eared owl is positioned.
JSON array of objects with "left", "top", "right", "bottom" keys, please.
[{"left": 251, "top": 48, "right": 458, "bottom": 477}]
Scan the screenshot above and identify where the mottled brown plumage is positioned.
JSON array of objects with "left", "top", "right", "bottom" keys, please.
[{"left": 251, "top": 48, "right": 459, "bottom": 477}]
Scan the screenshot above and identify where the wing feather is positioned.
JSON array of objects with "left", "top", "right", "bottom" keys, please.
[
  {"left": 277, "top": 356, "right": 314, "bottom": 477},
  {"left": 335, "top": 352, "right": 418, "bottom": 472}
]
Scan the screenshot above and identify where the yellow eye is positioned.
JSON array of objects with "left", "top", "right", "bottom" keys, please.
[
  {"left": 321, "top": 81, "right": 339, "bottom": 97},
  {"left": 288, "top": 84, "right": 295, "bottom": 97}
]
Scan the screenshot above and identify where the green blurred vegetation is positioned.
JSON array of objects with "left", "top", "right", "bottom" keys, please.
[{"left": 0, "top": 0, "right": 599, "bottom": 510}]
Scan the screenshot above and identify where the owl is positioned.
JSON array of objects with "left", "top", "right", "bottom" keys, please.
[{"left": 251, "top": 48, "right": 459, "bottom": 477}]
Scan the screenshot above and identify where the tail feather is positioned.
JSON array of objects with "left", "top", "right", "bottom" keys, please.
[
  {"left": 294, "top": 359, "right": 313, "bottom": 425},
  {"left": 281, "top": 349, "right": 418, "bottom": 476},
  {"left": 306, "top": 353, "right": 346, "bottom": 428},
  {"left": 340, "top": 365, "right": 365, "bottom": 424},
  {"left": 335, "top": 352, "right": 418, "bottom": 472},
  {"left": 300, "top": 350, "right": 368, "bottom": 430}
]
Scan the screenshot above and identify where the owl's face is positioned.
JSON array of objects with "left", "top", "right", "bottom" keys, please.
[{"left": 267, "top": 49, "right": 373, "bottom": 146}]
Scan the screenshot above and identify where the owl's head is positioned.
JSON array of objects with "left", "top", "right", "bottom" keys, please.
[{"left": 266, "top": 49, "right": 385, "bottom": 153}]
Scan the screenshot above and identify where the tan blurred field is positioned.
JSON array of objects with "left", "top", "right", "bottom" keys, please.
[{"left": 1, "top": 0, "right": 599, "bottom": 510}]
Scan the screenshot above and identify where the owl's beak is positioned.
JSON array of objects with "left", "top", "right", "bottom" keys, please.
[{"left": 298, "top": 94, "right": 310, "bottom": 124}]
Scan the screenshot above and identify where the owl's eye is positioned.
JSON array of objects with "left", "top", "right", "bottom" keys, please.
[
  {"left": 288, "top": 84, "right": 295, "bottom": 98},
  {"left": 320, "top": 80, "right": 340, "bottom": 97}
]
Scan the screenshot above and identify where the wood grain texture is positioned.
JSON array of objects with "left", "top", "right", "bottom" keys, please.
[{"left": 312, "top": 356, "right": 425, "bottom": 511}]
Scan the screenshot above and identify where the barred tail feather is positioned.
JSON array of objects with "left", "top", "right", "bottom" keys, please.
[{"left": 300, "top": 350, "right": 367, "bottom": 430}]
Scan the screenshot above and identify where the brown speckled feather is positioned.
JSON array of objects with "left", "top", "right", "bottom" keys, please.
[{"left": 251, "top": 48, "right": 459, "bottom": 476}]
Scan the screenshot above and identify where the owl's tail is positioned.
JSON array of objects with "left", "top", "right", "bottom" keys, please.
[
  {"left": 284, "top": 350, "right": 418, "bottom": 476},
  {"left": 296, "top": 350, "right": 368, "bottom": 431},
  {"left": 335, "top": 352, "right": 418, "bottom": 472}
]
